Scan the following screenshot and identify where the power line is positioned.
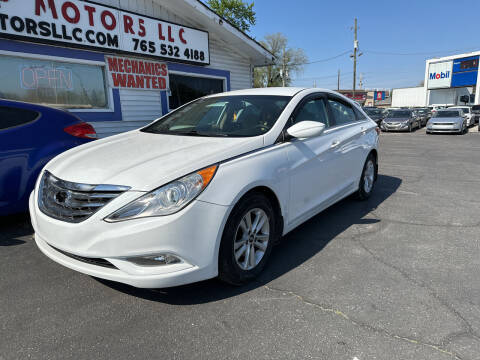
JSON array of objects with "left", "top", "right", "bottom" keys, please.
[
  {"left": 285, "top": 50, "right": 351, "bottom": 67},
  {"left": 303, "top": 50, "right": 351, "bottom": 65},
  {"left": 294, "top": 71, "right": 354, "bottom": 81},
  {"left": 364, "top": 46, "right": 480, "bottom": 56}
]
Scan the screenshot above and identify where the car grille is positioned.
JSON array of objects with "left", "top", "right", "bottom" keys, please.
[
  {"left": 38, "top": 171, "right": 130, "bottom": 223},
  {"left": 51, "top": 245, "right": 118, "bottom": 269},
  {"left": 433, "top": 122, "right": 454, "bottom": 125}
]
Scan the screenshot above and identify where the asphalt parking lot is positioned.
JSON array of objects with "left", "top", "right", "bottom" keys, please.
[{"left": 1, "top": 126, "right": 480, "bottom": 360}]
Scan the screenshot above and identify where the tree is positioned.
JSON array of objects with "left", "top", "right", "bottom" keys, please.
[
  {"left": 206, "top": 0, "right": 256, "bottom": 33},
  {"left": 254, "top": 33, "right": 308, "bottom": 87}
]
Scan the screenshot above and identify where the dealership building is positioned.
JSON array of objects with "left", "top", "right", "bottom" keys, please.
[
  {"left": 424, "top": 51, "right": 480, "bottom": 106},
  {"left": 0, "top": 0, "right": 273, "bottom": 137}
]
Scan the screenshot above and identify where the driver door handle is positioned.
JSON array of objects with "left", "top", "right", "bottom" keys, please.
[{"left": 331, "top": 140, "right": 341, "bottom": 148}]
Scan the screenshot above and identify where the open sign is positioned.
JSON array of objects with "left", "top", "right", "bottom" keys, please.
[{"left": 20, "top": 65, "right": 73, "bottom": 90}]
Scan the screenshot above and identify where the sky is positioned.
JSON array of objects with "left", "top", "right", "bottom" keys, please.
[{"left": 249, "top": 0, "right": 480, "bottom": 90}]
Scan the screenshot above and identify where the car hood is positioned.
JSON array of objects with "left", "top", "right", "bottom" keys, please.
[
  {"left": 45, "top": 130, "right": 264, "bottom": 191},
  {"left": 429, "top": 117, "right": 463, "bottom": 123}
]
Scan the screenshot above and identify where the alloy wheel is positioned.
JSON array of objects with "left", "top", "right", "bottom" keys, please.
[
  {"left": 364, "top": 160, "right": 375, "bottom": 194},
  {"left": 233, "top": 208, "right": 270, "bottom": 271}
]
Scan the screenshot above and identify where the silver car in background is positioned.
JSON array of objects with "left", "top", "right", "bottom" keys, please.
[
  {"left": 381, "top": 109, "right": 420, "bottom": 132},
  {"left": 426, "top": 109, "right": 467, "bottom": 134}
]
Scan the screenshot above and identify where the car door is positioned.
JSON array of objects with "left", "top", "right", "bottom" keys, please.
[
  {"left": 325, "top": 96, "right": 369, "bottom": 196},
  {"left": 0, "top": 105, "right": 40, "bottom": 214},
  {"left": 284, "top": 93, "right": 343, "bottom": 226}
]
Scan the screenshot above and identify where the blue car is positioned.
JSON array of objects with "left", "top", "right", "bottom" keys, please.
[{"left": 0, "top": 99, "right": 96, "bottom": 216}]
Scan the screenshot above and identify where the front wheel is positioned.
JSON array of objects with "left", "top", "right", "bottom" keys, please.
[
  {"left": 218, "top": 193, "right": 277, "bottom": 285},
  {"left": 356, "top": 154, "right": 377, "bottom": 200}
]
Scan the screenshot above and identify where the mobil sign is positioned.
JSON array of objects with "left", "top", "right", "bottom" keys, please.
[{"left": 427, "top": 61, "right": 453, "bottom": 89}]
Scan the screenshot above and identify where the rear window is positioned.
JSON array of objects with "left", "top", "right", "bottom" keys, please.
[
  {"left": 364, "top": 108, "right": 382, "bottom": 116},
  {"left": 0, "top": 106, "right": 39, "bottom": 130},
  {"left": 471, "top": 105, "right": 480, "bottom": 111}
]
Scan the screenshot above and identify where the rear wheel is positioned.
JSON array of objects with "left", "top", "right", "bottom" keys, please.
[
  {"left": 218, "top": 193, "right": 277, "bottom": 285},
  {"left": 356, "top": 154, "right": 377, "bottom": 201}
]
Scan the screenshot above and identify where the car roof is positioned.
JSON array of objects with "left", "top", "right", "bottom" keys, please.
[
  {"left": 205, "top": 88, "right": 366, "bottom": 110},
  {"left": 206, "top": 87, "right": 361, "bottom": 99},
  {"left": 207, "top": 87, "right": 307, "bottom": 97}
]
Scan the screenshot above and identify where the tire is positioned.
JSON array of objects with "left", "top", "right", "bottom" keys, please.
[
  {"left": 356, "top": 154, "right": 377, "bottom": 201},
  {"left": 408, "top": 124, "right": 412, "bottom": 132},
  {"left": 218, "top": 192, "right": 277, "bottom": 285}
]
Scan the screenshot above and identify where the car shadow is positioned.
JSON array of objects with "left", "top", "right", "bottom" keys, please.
[
  {"left": 97, "top": 174, "right": 401, "bottom": 304},
  {"left": 0, "top": 212, "right": 32, "bottom": 246}
]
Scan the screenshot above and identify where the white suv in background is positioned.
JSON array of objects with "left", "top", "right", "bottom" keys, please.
[{"left": 449, "top": 106, "right": 474, "bottom": 127}]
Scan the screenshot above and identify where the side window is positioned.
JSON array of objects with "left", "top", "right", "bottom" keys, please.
[
  {"left": 0, "top": 106, "right": 39, "bottom": 130},
  {"left": 354, "top": 107, "right": 367, "bottom": 120},
  {"left": 294, "top": 98, "right": 330, "bottom": 128},
  {"left": 327, "top": 98, "right": 356, "bottom": 126}
]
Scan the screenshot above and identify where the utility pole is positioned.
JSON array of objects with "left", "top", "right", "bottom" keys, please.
[
  {"left": 337, "top": 69, "right": 340, "bottom": 90},
  {"left": 352, "top": 18, "right": 358, "bottom": 100},
  {"left": 282, "top": 44, "right": 286, "bottom": 87}
]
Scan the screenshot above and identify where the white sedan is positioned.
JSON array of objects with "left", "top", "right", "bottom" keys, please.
[{"left": 30, "top": 87, "right": 379, "bottom": 288}]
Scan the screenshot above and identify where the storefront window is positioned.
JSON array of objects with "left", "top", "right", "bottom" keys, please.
[
  {"left": 169, "top": 74, "right": 224, "bottom": 110},
  {"left": 0, "top": 55, "right": 108, "bottom": 109}
]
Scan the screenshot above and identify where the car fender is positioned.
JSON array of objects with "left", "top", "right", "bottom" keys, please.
[{"left": 198, "top": 143, "right": 291, "bottom": 263}]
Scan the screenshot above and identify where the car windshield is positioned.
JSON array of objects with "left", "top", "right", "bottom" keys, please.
[
  {"left": 416, "top": 109, "right": 428, "bottom": 114},
  {"left": 364, "top": 108, "right": 382, "bottom": 116},
  {"left": 389, "top": 110, "right": 411, "bottom": 118},
  {"left": 142, "top": 95, "right": 291, "bottom": 137},
  {"left": 434, "top": 110, "right": 460, "bottom": 118}
]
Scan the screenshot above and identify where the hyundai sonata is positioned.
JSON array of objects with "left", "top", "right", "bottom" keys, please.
[
  {"left": 30, "top": 88, "right": 379, "bottom": 288},
  {"left": 381, "top": 109, "right": 420, "bottom": 132}
]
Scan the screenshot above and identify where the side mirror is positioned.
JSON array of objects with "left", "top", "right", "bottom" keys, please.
[{"left": 286, "top": 121, "right": 325, "bottom": 139}]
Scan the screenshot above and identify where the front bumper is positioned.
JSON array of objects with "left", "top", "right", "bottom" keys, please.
[
  {"left": 30, "top": 190, "right": 230, "bottom": 288},
  {"left": 381, "top": 122, "right": 409, "bottom": 131},
  {"left": 426, "top": 124, "right": 462, "bottom": 133}
]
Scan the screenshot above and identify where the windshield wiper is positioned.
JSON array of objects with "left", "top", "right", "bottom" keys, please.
[{"left": 173, "top": 130, "right": 205, "bottom": 136}]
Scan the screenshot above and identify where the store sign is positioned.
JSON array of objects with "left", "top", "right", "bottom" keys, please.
[
  {"left": 0, "top": 0, "right": 210, "bottom": 65},
  {"left": 106, "top": 56, "right": 168, "bottom": 90},
  {"left": 451, "top": 56, "right": 479, "bottom": 88},
  {"left": 374, "top": 91, "right": 385, "bottom": 101},
  {"left": 341, "top": 91, "right": 367, "bottom": 101},
  {"left": 427, "top": 61, "right": 453, "bottom": 89}
]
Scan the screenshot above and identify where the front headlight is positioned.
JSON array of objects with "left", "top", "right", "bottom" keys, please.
[{"left": 105, "top": 164, "right": 218, "bottom": 222}]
